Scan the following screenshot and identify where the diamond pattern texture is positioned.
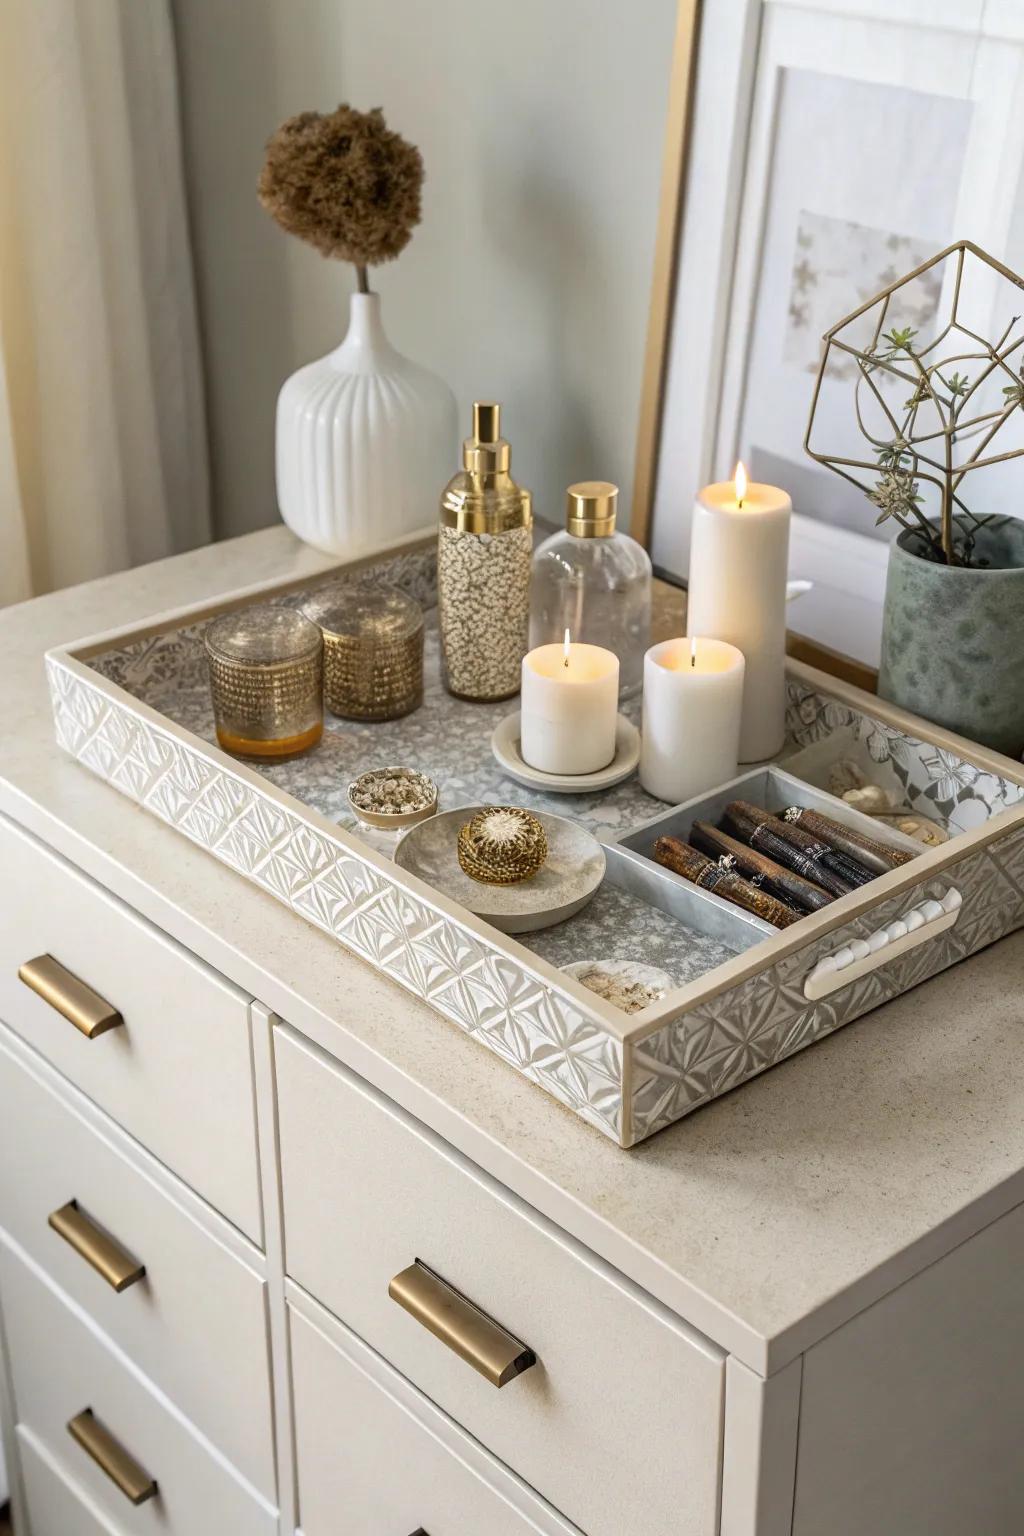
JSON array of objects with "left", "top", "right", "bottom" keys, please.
[
  {"left": 629, "top": 828, "right": 1024, "bottom": 1143},
  {"left": 49, "top": 653, "right": 1024, "bottom": 1149},
  {"left": 48, "top": 657, "right": 623, "bottom": 1142}
]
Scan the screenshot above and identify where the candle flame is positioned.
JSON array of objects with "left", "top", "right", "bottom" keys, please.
[
  {"left": 690, "top": 636, "right": 697, "bottom": 669},
  {"left": 563, "top": 627, "right": 571, "bottom": 668},
  {"left": 734, "top": 461, "right": 747, "bottom": 508}
]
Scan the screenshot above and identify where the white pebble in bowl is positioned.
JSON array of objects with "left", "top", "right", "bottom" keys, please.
[{"left": 347, "top": 766, "right": 438, "bottom": 830}]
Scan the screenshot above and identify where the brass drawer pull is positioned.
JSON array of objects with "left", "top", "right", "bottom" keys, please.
[
  {"left": 388, "top": 1260, "right": 536, "bottom": 1389},
  {"left": 49, "top": 1201, "right": 145, "bottom": 1293},
  {"left": 67, "top": 1409, "right": 158, "bottom": 1506},
  {"left": 18, "top": 955, "right": 122, "bottom": 1039}
]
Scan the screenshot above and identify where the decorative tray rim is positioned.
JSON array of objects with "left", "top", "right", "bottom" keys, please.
[{"left": 44, "top": 530, "right": 1024, "bottom": 1054}]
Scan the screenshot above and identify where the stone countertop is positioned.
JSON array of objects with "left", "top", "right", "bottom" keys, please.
[{"left": 3, "top": 525, "right": 1023, "bottom": 1376}]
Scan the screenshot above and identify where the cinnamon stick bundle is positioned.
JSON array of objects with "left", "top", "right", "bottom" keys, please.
[
  {"left": 725, "top": 801, "right": 872, "bottom": 897},
  {"left": 690, "top": 820, "right": 833, "bottom": 912},
  {"left": 653, "top": 836, "right": 802, "bottom": 929},
  {"left": 782, "top": 806, "right": 915, "bottom": 875}
]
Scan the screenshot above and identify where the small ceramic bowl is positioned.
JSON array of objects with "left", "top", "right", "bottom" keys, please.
[
  {"left": 562, "top": 959, "right": 675, "bottom": 1015},
  {"left": 395, "top": 806, "right": 605, "bottom": 934},
  {"left": 347, "top": 767, "right": 439, "bottom": 831}
]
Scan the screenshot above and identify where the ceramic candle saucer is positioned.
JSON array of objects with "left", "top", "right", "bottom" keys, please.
[
  {"left": 491, "top": 712, "right": 640, "bottom": 794},
  {"left": 395, "top": 806, "right": 605, "bottom": 933}
]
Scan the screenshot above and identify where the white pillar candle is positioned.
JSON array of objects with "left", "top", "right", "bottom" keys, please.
[
  {"left": 640, "top": 637, "right": 745, "bottom": 804},
  {"left": 687, "top": 464, "right": 791, "bottom": 762},
  {"left": 521, "top": 632, "right": 619, "bottom": 774}
]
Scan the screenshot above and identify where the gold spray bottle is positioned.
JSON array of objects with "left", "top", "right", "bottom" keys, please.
[{"left": 437, "top": 402, "right": 533, "bottom": 701}]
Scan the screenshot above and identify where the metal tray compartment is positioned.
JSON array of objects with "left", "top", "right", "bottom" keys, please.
[
  {"left": 45, "top": 534, "right": 1024, "bottom": 1146},
  {"left": 615, "top": 766, "right": 923, "bottom": 925},
  {"left": 520, "top": 842, "right": 774, "bottom": 994}
]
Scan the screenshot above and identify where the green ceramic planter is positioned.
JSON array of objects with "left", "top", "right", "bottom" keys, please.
[{"left": 878, "top": 517, "right": 1024, "bottom": 758}]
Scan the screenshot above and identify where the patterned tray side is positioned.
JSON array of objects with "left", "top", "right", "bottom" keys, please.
[
  {"left": 45, "top": 545, "right": 1024, "bottom": 1149},
  {"left": 46, "top": 655, "right": 626, "bottom": 1143},
  {"left": 628, "top": 825, "right": 1024, "bottom": 1143},
  {"left": 785, "top": 682, "right": 1024, "bottom": 833}
]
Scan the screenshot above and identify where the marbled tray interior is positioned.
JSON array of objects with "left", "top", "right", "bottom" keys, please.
[
  {"left": 90, "top": 551, "right": 1022, "bottom": 992},
  {"left": 88, "top": 562, "right": 744, "bottom": 988}
]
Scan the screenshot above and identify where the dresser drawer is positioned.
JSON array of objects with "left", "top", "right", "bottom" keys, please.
[
  {"left": 291, "top": 1294, "right": 580, "bottom": 1536},
  {"left": 0, "top": 1240, "right": 277, "bottom": 1535},
  {"left": 0, "top": 1027, "right": 275, "bottom": 1500},
  {"left": 0, "top": 816, "right": 259, "bottom": 1240},
  {"left": 276, "top": 1027, "right": 725, "bottom": 1536},
  {"left": 18, "top": 1428, "right": 122, "bottom": 1536}
]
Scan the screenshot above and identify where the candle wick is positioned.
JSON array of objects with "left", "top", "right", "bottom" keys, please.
[{"left": 563, "top": 655, "right": 570, "bottom": 669}]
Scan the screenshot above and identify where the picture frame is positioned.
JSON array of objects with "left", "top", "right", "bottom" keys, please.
[{"left": 632, "top": 0, "right": 1024, "bottom": 681}]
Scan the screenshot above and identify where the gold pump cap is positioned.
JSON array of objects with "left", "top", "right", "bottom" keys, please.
[
  {"left": 463, "top": 400, "right": 511, "bottom": 474},
  {"left": 566, "top": 481, "right": 618, "bottom": 538},
  {"left": 442, "top": 400, "right": 532, "bottom": 533}
]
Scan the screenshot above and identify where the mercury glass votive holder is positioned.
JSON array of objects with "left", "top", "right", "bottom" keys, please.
[
  {"left": 303, "top": 583, "right": 424, "bottom": 721},
  {"left": 204, "top": 605, "right": 323, "bottom": 758}
]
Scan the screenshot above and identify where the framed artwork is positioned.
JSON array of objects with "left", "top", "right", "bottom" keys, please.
[{"left": 633, "top": 0, "right": 1024, "bottom": 678}]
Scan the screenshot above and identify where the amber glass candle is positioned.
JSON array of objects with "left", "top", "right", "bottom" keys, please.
[{"left": 205, "top": 605, "right": 323, "bottom": 758}]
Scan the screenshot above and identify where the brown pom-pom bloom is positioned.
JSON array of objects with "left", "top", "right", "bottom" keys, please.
[{"left": 258, "top": 105, "right": 423, "bottom": 272}]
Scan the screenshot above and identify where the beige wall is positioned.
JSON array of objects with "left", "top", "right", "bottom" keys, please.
[{"left": 172, "top": 0, "right": 678, "bottom": 541}]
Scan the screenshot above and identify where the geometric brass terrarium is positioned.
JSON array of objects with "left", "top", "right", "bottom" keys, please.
[{"left": 804, "top": 240, "right": 1024, "bottom": 565}]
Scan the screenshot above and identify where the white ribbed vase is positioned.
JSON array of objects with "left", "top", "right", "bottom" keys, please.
[{"left": 276, "top": 292, "right": 458, "bottom": 555}]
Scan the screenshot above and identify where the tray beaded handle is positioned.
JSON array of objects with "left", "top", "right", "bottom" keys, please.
[{"left": 804, "top": 888, "right": 962, "bottom": 1001}]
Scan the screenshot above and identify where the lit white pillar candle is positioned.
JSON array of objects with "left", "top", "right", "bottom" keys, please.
[
  {"left": 687, "top": 463, "right": 791, "bottom": 762},
  {"left": 521, "top": 630, "right": 619, "bottom": 774},
  {"left": 640, "top": 637, "right": 745, "bottom": 804}
]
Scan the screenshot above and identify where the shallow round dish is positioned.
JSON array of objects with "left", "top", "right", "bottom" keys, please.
[
  {"left": 347, "top": 767, "right": 438, "bottom": 830},
  {"left": 562, "top": 959, "right": 675, "bottom": 1015},
  {"left": 491, "top": 712, "right": 640, "bottom": 794},
  {"left": 395, "top": 806, "right": 605, "bottom": 934}
]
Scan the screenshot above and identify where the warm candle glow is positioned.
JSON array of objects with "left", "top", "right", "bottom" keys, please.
[
  {"left": 692, "top": 470, "right": 792, "bottom": 760},
  {"left": 640, "top": 636, "right": 745, "bottom": 802},
  {"left": 521, "top": 637, "right": 619, "bottom": 773},
  {"left": 659, "top": 638, "right": 742, "bottom": 674}
]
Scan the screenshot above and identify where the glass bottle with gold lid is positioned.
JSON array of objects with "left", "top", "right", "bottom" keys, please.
[
  {"left": 529, "top": 481, "right": 652, "bottom": 698},
  {"left": 438, "top": 401, "right": 533, "bottom": 701}
]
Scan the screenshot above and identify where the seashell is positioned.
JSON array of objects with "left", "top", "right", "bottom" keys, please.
[
  {"left": 842, "top": 784, "right": 899, "bottom": 815},
  {"left": 894, "top": 815, "right": 948, "bottom": 846},
  {"left": 828, "top": 760, "right": 868, "bottom": 796}
]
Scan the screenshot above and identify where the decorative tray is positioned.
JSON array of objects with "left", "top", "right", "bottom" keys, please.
[{"left": 47, "top": 534, "right": 1024, "bottom": 1147}]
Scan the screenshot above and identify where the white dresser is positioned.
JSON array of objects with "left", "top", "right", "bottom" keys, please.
[{"left": 1, "top": 528, "right": 1022, "bottom": 1536}]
